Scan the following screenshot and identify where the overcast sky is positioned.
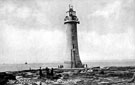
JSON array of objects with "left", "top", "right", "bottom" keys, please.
[{"left": 0, "top": 0, "right": 134, "bottom": 64}]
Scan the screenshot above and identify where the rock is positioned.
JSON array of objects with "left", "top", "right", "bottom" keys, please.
[{"left": 57, "top": 79, "right": 64, "bottom": 84}]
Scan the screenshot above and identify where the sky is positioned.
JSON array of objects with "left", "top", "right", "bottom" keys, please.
[{"left": 0, "top": 0, "right": 134, "bottom": 64}]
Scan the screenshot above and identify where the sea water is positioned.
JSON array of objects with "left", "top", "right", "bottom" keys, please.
[
  {"left": 0, "top": 63, "right": 61, "bottom": 72},
  {"left": 0, "top": 61, "right": 135, "bottom": 72}
]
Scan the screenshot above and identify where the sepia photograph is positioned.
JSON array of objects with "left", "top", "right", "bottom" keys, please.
[{"left": 0, "top": 0, "right": 134, "bottom": 85}]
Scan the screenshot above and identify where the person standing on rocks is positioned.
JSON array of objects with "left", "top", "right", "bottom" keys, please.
[{"left": 39, "top": 67, "right": 42, "bottom": 78}]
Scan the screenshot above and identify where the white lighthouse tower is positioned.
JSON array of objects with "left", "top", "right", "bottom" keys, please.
[{"left": 64, "top": 5, "right": 83, "bottom": 68}]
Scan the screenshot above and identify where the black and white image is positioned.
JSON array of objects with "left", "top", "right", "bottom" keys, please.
[{"left": 0, "top": 0, "right": 135, "bottom": 85}]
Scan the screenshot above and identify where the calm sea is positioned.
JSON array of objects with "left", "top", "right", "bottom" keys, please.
[
  {"left": 0, "top": 63, "right": 61, "bottom": 72},
  {"left": 0, "top": 61, "right": 135, "bottom": 72}
]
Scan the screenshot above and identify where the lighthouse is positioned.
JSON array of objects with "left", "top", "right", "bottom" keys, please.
[{"left": 64, "top": 5, "right": 83, "bottom": 68}]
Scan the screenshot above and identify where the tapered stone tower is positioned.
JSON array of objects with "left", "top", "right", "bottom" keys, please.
[{"left": 64, "top": 5, "right": 83, "bottom": 68}]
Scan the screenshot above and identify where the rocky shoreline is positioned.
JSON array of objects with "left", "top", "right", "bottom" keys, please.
[{"left": 1, "top": 66, "right": 135, "bottom": 85}]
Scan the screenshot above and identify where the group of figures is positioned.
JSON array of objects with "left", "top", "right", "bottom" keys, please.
[{"left": 39, "top": 67, "right": 54, "bottom": 79}]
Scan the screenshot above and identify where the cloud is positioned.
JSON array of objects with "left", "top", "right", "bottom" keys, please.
[
  {"left": 86, "top": 0, "right": 135, "bottom": 34},
  {"left": 0, "top": 0, "right": 134, "bottom": 64},
  {"left": 0, "top": 0, "right": 66, "bottom": 30},
  {"left": 79, "top": 28, "right": 135, "bottom": 61},
  {"left": 91, "top": 1, "right": 121, "bottom": 19},
  {"left": 0, "top": 23, "right": 66, "bottom": 63}
]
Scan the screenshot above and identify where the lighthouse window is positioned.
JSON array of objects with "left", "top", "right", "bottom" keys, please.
[
  {"left": 73, "top": 16, "right": 76, "bottom": 20},
  {"left": 72, "top": 29, "right": 74, "bottom": 32},
  {"left": 73, "top": 44, "right": 75, "bottom": 48},
  {"left": 72, "top": 36, "right": 75, "bottom": 40},
  {"left": 69, "top": 12, "right": 72, "bottom": 16}
]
